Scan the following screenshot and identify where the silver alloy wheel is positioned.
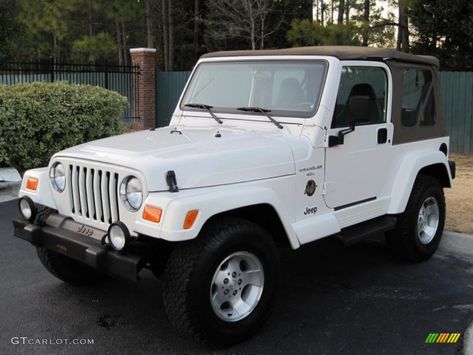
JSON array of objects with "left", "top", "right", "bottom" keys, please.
[
  {"left": 417, "top": 196, "right": 440, "bottom": 245},
  {"left": 210, "top": 251, "right": 264, "bottom": 322}
]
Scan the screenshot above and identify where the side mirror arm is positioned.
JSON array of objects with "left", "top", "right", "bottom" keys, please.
[{"left": 328, "top": 124, "right": 355, "bottom": 147}]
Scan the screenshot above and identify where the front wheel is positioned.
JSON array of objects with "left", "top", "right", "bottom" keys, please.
[
  {"left": 386, "top": 176, "right": 446, "bottom": 261},
  {"left": 162, "top": 217, "right": 280, "bottom": 346}
]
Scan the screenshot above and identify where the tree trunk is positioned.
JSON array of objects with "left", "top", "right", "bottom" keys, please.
[
  {"left": 161, "top": 0, "right": 168, "bottom": 71},
  {"left": 88, "top": 7, "right": 94, "bottom": 37},
  {"left": 315, "top": 0, "right": 319, "bottom": 22},
  {"left": 116, "top": 18, "right": 123, "bottom": 65},
  {"left": 345, "top": 0, "right": 350, "bottom": 24},
  {"left": 54, "top": 34, "right": 58, "bottom": 61},
  {"left": 320, "top": 0, "right": 324, "bottom": 26},
  {"left": 193, "top": 0, "right": 199, "bottom": 51},
  {"left": 121, "top": 20, "right": 128, "bottom": 65},
  {"left": 397, "top": 1, "right": 409, "bottom": 52},
  {"left": 338, "top": 0, "right": 344, "bottom": 24},
  {"left": 145, "top": 0, "right": 154, "bottom": 48},
  {"left": 260, "top": 14, "right": 265, "bottom": 49},
  {"left": 330, "top": 0, "right": 334, "bottom": 24},
  {"left": 362, "top": 0, "right": 370, "bottom": 46},
  {"left": 167, "top": 0, "right": 174, "bottom": 70},
  {"left": 246, "top": 0, "right": 256, "bottom": 50}
]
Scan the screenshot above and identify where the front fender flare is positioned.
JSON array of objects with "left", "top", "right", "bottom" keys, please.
[{"left": 154, "top": 185, "right": 300, "bottom": 249}]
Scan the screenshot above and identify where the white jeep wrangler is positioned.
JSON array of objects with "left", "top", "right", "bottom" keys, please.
[{"left": 14, "top": 46, "right": 456, "bottom": 346}]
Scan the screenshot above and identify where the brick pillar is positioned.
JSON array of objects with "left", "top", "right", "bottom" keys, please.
[{"left": 130, "top": 48, "right": 156, "bottom": 130}]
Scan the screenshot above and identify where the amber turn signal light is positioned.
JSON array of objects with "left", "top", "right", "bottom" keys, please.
[
  {"left": 183, "top": 210, "right": 199, "bottom": 230},
  {"left": 26, "top": 177, "right": 39, "bottom": 191},
  {"left": 142, "top": 205, "right": 162, "bottom": 223}
]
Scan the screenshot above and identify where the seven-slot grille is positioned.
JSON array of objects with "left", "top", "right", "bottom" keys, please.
[{"left": 67, "top": 164, "right": 120, "bottom": 225}]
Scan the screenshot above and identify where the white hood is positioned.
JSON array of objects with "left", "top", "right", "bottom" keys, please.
[{"left": 54, "top": 126, "right": 304, "bottom": 191}]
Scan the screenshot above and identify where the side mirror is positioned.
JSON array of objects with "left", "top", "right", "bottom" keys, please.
[{"left": 328, "top": 135, "right": 342, "bottom": 147}]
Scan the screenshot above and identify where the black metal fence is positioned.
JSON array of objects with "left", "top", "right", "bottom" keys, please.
[{"left": 0, "top": 59, "right": 140, "bottom": 126}]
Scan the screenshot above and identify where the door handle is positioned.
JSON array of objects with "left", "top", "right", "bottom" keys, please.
[{"left": 377, "top": 128, "right": 388, "bottom": 144}]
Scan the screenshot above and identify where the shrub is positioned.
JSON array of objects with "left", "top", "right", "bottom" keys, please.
[{"left": 0, "top": 81, "right": 127, "bottom": 171}]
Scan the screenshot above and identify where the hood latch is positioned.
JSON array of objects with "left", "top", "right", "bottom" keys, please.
[{"left": 166, "top": 170, "right": 179, "bottom": 192}]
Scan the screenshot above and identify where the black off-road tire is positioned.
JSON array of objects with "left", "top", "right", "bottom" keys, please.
[
  {"left": 37, "top": 248, "right": 107, "bottom": 286},
  {"left": 162, "top": 217, "right": 280, "bottom": 347},
  {"left": 386, "top": 175, "right": 446, "bottom": 262}
]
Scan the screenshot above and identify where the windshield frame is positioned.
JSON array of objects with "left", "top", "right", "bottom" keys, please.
[{"left": 179, "top": 57, "right": 329, "bottom": 120}]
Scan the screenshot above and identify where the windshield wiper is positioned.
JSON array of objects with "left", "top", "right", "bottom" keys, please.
[
  {"left": 236, "top": 106, "right": 283, "bottom": 129},
  {"left": 183, "top": 103, "right": 223, "bottom": 124}
]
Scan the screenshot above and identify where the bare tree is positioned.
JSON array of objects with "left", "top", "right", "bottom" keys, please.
[{"left": 206, "top": 0, "right": 284, "bottom": 50}]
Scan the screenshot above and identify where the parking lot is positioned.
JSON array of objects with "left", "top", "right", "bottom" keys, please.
[{"left": 1, "top": 198, "right": 472, "bottom": 355}]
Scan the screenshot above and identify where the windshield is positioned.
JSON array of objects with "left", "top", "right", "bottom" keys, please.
[{"left": 181, "top": 60, "right": 327, "bottom": 118}]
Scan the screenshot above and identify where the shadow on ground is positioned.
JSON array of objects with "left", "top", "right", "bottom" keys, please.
[{"left": 1, "top": 199, "right": 472, "bottom": 355}]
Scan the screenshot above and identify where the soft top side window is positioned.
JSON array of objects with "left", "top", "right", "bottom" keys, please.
[
  {"left": 400, "top": 68, "right": 435, "bottom": 127},
  {"left": 331, "top": 66, "right": 387, "bottom": 128}
]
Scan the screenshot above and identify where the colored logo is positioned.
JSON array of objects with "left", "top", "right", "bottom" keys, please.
[
  {"left": 425, "top": 333, "right": 461, "bottom": 344},
  {"left": 305, "top": 180, "right": 317, "bottom": 196}
]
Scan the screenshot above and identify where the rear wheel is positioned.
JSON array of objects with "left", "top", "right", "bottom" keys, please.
[
  {"left": 162, "top": 217, "right": 280, "bottom": 346},
  {"left": 37, "top": 248, "right": 107, "bottom": 285},
  {"left": 386, "top": 176, "right": 445, "bottom": 261}
]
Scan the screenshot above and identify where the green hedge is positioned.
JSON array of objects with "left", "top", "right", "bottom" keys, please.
[{"left": 0, "top": 81, "right": 127, "bottom": 171}]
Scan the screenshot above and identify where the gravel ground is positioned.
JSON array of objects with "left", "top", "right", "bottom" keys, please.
[{"left": 446, "top": 154, "right": 473, "bottom": 234}]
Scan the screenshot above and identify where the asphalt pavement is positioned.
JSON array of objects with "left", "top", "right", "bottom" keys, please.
[{"left": 1, "top": 199, "right": 473, "bottom": 355}]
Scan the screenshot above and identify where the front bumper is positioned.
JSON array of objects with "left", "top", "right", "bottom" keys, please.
[{"left": 13, "top": 218, "right": 142, "bottom": 281}]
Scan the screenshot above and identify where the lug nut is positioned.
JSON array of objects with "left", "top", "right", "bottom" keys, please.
[
  {"left": 223, "top": 278, "right": 229, "bottom": 284},
  {"left": 232, "top": 272, "right": 237, "bottom": 278},
  {"left": 224, "top": 289, "right": 229, "bottom": 295},
  {"left": 238, "top": 279, "right": 242, "bottom": 285},
  {"left": 233, "top": 290, "right": 238, "bottom": 295}
]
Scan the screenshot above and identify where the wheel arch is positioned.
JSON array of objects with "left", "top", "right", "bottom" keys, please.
[
  {"left": 418, "top": 163, "right": 451, "bottom": 188},
  {"left": 387, "top": 150, "right": 452, "bottom": 214},
  {"left": 201, "top": 203, "right": 293, "bottom": 249}
]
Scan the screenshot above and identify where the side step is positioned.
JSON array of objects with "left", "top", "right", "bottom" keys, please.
[{"left": 335, "top": 216, "right": 398, "bottom": 246}]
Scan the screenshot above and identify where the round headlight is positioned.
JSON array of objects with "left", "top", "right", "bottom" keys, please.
[
  {"left": 120, "top": 176, "right": 143, "bottom": 211},
  {"left": 19, "top": 196, "right": 37, "bottom": 221},
  {"left": 108, "top": 222, "right": 130, "bottom": 251},
  {"left": 49, "top": 162, "right": 66, "bottom": 192}
]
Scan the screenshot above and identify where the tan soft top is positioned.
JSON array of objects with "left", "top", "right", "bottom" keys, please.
[{"left": 201, "top": 46, "right": 439, "bottom": 68}]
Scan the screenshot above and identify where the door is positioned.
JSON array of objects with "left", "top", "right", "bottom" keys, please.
[{"left": 324, "top": 63, "right": 393, "bottom": 209}]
